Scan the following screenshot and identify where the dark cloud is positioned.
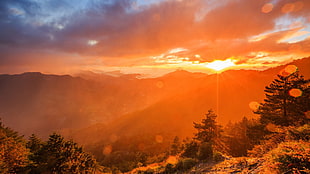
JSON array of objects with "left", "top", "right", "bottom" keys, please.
[
  {"left": 50, "top": 0, "right": 310, "bottom": 58},
  {"left": 0, "top": 0, "right": 309, "bottom": 73}
]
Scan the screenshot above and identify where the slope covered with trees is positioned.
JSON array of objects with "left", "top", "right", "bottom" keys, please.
[
  {"left": 0, "top": 120, "right": 101, "bottom": 173},
  {"left": 0, "top": 60, "right": 310, "bottom": 173},
  {"left": 131, "top": 65, "right": 310, "bottom": 174}
]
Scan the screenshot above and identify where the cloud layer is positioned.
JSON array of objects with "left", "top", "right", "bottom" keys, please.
[{"left": 0, "top": 0, "right": 309, "bottom": 75}]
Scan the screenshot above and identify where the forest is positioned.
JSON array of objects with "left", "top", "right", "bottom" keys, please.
[{"left": 1, "top": 66, "right": 309, "bottom": 173}]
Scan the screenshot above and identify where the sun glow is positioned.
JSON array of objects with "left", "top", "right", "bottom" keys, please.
[{"left": 205, "top": 59, "right": 237, "bottom": 72}]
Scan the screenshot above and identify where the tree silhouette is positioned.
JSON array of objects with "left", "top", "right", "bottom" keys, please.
[
  {"left": 181, "top": 110, "right": 223, "bottom": 160},
  {"left": 255, "top": 71, "right": 310, "bottom": 126},
  {"left": 193, "top": 110, "right": 221, "bottom": 143},
  {"left": 223, "top": 117, "right": 252, "bottom": 156},
  {"left": 28, "top": 133, "right": 99, "bottom": 173},
  {"left": 170, "top": 136, "right": 181, "bottom": 156},
  {"left": 181, "top": 139, "right": 199, "bottom": 158},
  {"left": 0, "top": 120, "right": 29, "bottom": 173}
]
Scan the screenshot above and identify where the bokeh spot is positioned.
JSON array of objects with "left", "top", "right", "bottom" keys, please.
[
  {"left": 156, "top": 81, "right": 164, "bottom": 88},
  {"left": 261, "top": 3, "right": 273, "bottom": 13},
  {"left": 282, "top": 3, "right": 295, "bottom": 13},
  {"left": 102, "top": 145, "right": 113, "bottom": 155},
  {"left": 249, "top": 101, "right": 260, "bottom": 111},
  {"left": 279, "top": 65, "right": 298, "bottom": 76},
  {"left": 155, "top": 135, "right": 163, "bottom": 143},
  {"left": 289, "top": 88, "right": 302, "bottom": 97}
]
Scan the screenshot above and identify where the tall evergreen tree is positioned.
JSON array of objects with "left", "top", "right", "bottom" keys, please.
[
  {"left": 193, "top": 110, "right": 221, "bottom": 143},
  {"left": 182, "top": 110, "right": 223, "bottom": 160},
  {"left": 223, "top": 117, "right": 252, "bottom": 156},
  {"left": 255, "top": 71, "right": 310, "bottom": 126},
  {"left": 170, "top": 136, "right": 181, "bottom": 156}
]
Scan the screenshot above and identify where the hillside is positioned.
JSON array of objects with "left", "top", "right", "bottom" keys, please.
[
  {"left": 0, "top": 57, "right": 309, "bottom": 139},
  {"left": 0, "top": 72, "right": 165, "bottom": 137},
  {"left": 68, "top": 58, "right": 310, "bottom": 150}
]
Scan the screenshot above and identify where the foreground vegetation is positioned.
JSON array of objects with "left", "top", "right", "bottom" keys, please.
[
  {"left": 1, "top": 67, "right": 309, "bottom": 173},
  {"left": 0, "top": 122, "right": 101, "bottom": 173}
]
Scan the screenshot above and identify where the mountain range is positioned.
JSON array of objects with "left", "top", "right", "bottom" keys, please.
[{"left": 0, "top": 57, "right": 309, "bottom": 143}]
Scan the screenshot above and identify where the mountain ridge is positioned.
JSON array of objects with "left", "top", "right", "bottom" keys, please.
[
  {"left": 0, "top": 57, "right": 309, "bottom": 139},
  {"left": 67, "top": 57, "right": 310, "bottom": 147}
]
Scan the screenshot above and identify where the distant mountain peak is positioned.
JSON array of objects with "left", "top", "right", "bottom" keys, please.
[
  {"left": 21, "top": 72, "right": 43, "bottom": 76},
  {"left": 163, "top": 69, "right": 207, "bottom": 78}
]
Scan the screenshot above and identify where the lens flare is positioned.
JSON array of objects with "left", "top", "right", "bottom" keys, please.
[
  {"left": 261, "top": 3, "right": 273, "bottom": 13},
  {"left": 155, "top": 135, "right": 163, "bottom": 143},
  {"left": 249, "top": 101, "right": 260, "bottom": 111},
  {"left": 282, "top": 1, "right": 304, "bottom": 13},
  {"left": 279, "top": 65, "right": 298, "bottom": 76},
  {"left": 282, "top": 3, "right": 295, "bottom": 13},
  {"left": 289, "top": 88, "right": 302, "bottom": 97},
  {"left": 156, "top": 81, "right": 164, "bottom": 88},
  {"left": 103, "top": 145, "right": 112, "bottom": 155}
]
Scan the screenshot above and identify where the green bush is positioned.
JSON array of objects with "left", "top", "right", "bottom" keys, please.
[
  {"left": 181, "top": 140, "right": 199, "bottom": 158},
  {"left": 213, "top": 151, "right": 225, "bottom": 162},
  {"left": 175, "top": 158, "right": 197, "bottom": 171},
  {"left": 164, "top": 163, "right": 175, "bottom": 174},
  {"left": 248, "top": 131, "right": 286, "bottom": 157},
  {"left": 288, "top": 124, "right": 310, "bottom": 141},
  {"left": 197, "top": 142, "right": 213, "bottom": 161},
  {"left": 264, "top": 141, "right": 310, "bottom": 173}
]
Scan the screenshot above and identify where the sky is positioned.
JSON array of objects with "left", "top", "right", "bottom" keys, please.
[{"left": 0, "top": 0, "right": 309, "bottom": 77}]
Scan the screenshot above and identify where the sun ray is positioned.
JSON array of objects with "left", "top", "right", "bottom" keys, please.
[{"left": 205, "top": 58, "right": 237, "bottom": 72}]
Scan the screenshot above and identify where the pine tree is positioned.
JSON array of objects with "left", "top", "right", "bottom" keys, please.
[
  {"left": 182, "top": 110, "right": 223, "bottom": 160},
  {"left": 26, "top": 134, "right": 47, "bottom": 173},
  {"left": 255, "top": 71, "right": 310, "bottom": 126},
  {"left": 223, "top": 117, "right": 252, "bottom": 156},
  {"left": 170, "top": 136, "right": 181, "bottom": 156},
  {"left": 193, "top": 110, "right": 221, "bottom": 143}
]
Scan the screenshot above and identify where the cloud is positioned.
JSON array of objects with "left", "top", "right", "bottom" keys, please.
[{"left": 0, "top": 0, "right": 309, "bottom": 74}]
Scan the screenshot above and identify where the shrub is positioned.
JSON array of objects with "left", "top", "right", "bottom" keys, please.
[
  {"left": 175, "top": 158, "right": 197, "bottom": 171},
  {"left": 164, "top": 163, "right": 175, "bottom": 174},
  {"left": 213, "top": 151, "right": 225, "bottom": 162},
  {"left": 181, "top": 140, "right": 199, "bottom": 158},
  {"left": 248, "top": 131, "right": 286, "bottom": 157},
  {"left": 288, "top": 124, "right": 310, "bottom": 141},
  {"left": 197, "top": 142, "right": 213, "bottom": 161},
  {"left": 264, "top": 141, "right": 310, "bottom": 173}
]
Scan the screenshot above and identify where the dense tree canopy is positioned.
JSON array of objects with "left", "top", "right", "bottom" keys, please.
[
  {"left": 0, "top": 120, "right": 29, "bottom": 173},
  {"left": 0, "top": 120, "right": 100, "bottom": 173},
  {"left": 30, "top": 133, "right": 100, "bottom": 173},
  {"left": 223, "top": 117, "right": 252, "bottom": 157},
  {"left": 255, "top": 71, "right": 310, "bottom": 126}
]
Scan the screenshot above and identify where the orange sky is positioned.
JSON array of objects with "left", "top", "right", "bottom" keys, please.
[{"left": 0, "top": 0, "right": 309, "bottom": 77}]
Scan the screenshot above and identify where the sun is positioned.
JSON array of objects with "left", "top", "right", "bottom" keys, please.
[{"left": 205, "top": 59, "right": 237, "bottom": 72}]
